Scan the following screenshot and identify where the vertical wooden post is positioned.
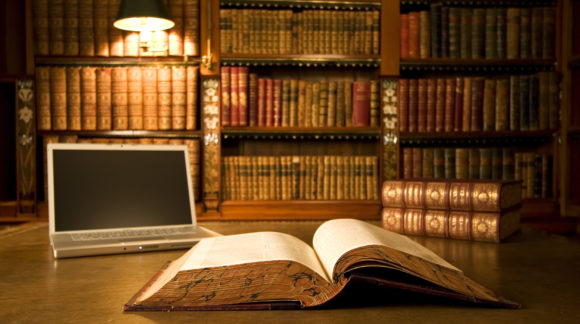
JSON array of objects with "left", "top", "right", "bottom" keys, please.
[{"left": 16, "top": 79, "right": 37, "bottom": 216}]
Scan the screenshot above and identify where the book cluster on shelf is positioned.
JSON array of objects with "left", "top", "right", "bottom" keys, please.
[
  {"left": 35, "top": 65, "right": 199, "bottom": 131},
  {"left": 401, "top": 5, "right": 556, "bottom": 59},
  {"left": 41, "top": 135, "right": 201, "bottom": 200},
  {"left": 398, "top": 71, "right": 559, "bottom": 133},
  {"left": 221, "top": 66, "right": 379, "bottom": 128},
  {"left": 220, "top": 8, "right": 380, "bottom": 55},
  {"left": 222, "top": 155, "right": 379, "bottom": 201},
  {"left": 381, "top": 179, "right": 522, "bottom": 242},
  {"left": 402, "top": 146, "right": 552, "bottom": 200},
  {"left": 32, "top": 0, "right": 199, "bottom": 57}
]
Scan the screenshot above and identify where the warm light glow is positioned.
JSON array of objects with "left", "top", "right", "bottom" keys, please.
[{"left": 113, "top": 16, "right": 174, "bottom": 32}]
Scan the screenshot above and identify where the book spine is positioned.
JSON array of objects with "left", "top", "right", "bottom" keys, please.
[
  {"left": 81, "top": 67, "right": 97, "bottom": 130},
  {"left": 485, "top": 8, "right": 497, "bottom": 59},
  {"left": 417, "top": 79, "right": 427, "bottom": 132},
  {"left": 461, "top": 77, "right": 471, "bottom": 132},
  {"left": 468, "top": 148, "right": 480, "bottom": 180},
  {"left": 459, "top": 8, "right": 472, "bottom": 59},
  {"left": 496, "top": 8, "right": 507, "bottom": 59},
  {"left": 433, "top": 148, "right": 445, "bottom": 178},
  {"left": 184, "top": 0, "right": 200, "bottom": 56},
  {"left": 142, "top": 67, "right": 158, "bottom": 131},
  {"left": 63, "top": 0, "right": 79, "bottom": 56},
  {"left": 528, "top": 74, "right": 540, "bottom": 131},
  {"left": 419, "top": 11, "right": 430, "bottom": 59},
  {"left": 444, "top": 78, "right": 455, "bottom": 132},
  {"left": 258, "top": 78, "right": 266, "bottom": 126},
  {"left": 479, "top": 148, "right": 492, "bottom": 180},
  {"left": 66, "top": 67, "right": 82, "bottom": 131},
  {"left": 538, "top": 72, "right": 549, "bottom": 130},
  {"left": 455, "top": 148, "right": 468, "bottom": 179},
  {"left": 430, "top": 4, "right": 441, "bottom": 58},
  {"left": 126, "top": 67, "right": 142, "bottom": 129},
  {"left": 482, "top": 78, "right": 496, "bottom": 131},
  {"left": 168, "top": 0, "right": 184, "bottom": 56},
  {"left": 531, "top": 7, "right": 543, "bottom": 59},
  {"left": 111, "top": 67, "right": 128, "bottom": 130},
  {"left": 157, "top": 67, "right": 172, "bottom": 130},
  {"left": 230, "top": 67, "right": 239, "bottom": 126},
  {"left": 238, "top": 67, "right": 249, "bottom": 127},
  {"left": 282, "top": 79, "right": 291, "bottom": 127},
  {"left": 519, "top": 75, "right": 530, "bottom": 131},
  {"left": 506, "top": 8, "right": 520, "bottom": 59},
  {"left": 448, "top": 8, "right": 459, "bottom": 58},
  {"left": 408, "top": 79, "right": 418, "bottom": 132},
  {"left": 273, "top": 79, "right": 282, "bottom": 127},
  {"left": 186, "top": 66, "right": 198, "bottom": 130},
  {"left": 408, "top": 11, "right": 419, "bottom": 58},
  {"left": 495, "top": 78, "right": 509, "bottom": 131},
  {"left": 412, "top": 148, "right": 422, "bottom": 178},
  {"left": 50, "top": 67, "right": 68, "bottom": 131},
  {"left": 398, "top": 79, "right": 409, "bottom": 132},
  {"left": 248, "top": 73, "right": 258, "bottom": 126},
  {"left": 519, "top": 8, "right": 531, "bottom": 59},
  {"left": 422, "top": 147, "right": 434, "bottom": 178},
  {"left": 542, "top": 7, "right": 556, "bottom": 59},
  {"left": 454, "top": 77, "right": 463, "bottom": 132},
  {"left": 426, "top": 78, "right": 436, "bottom": 132},
  {"left": 171, "top": 66, "right": 187, "bottom": 130},
  {"left": 444, "top": 148, "right": 456, "bottom": 178},
  {"left": 33, "top": 0, "right": 50, "bottom": 55},
  {"left": 352, "top": 81, "right": 370, "bottom": 127},
  {"left": 471, "top": 8, "right": 486, "bottom": 59},
  {"left": 318, "top": 80, "right": 328, "bottom": 127},
  {"left": 435, "top": 78, "right": 445, "bottom": 132},
  {"left": 96, "top": 67, "right": 112, "bottom": 130},
  {"left": 492, "top": 147, "right": 503, "bottom": 180},
  {"left": 49, "top": 0, "right": 65, "bottom": 55},
  {"left": 94, "top": 0, "right": 109, "bottom": 56},
  {"left": 470, "top": 77, "right": 484, "bottom": 132},
  {"left": 502, "top": 148, "right": 515, "bottom": 180}
]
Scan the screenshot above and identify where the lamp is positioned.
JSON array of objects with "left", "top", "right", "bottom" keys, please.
[{"left": 113, "top": 0, "right": 174, "bottom": 52}]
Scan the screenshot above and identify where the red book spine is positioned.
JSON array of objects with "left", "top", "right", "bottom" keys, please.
[
  {"left": 257, "top": 78, "right": 266, "bottom": 126},
  {"left": 417, "top": 78, "right": 427, "bottom": 132},
  {"left": 230, "top": 66, "right": 239, "bottom": 126},
  {"left": 221, "top": 66, "right": 231, "bottom": 126},
  {"left": 408, "top": 79, "right": 418, "bottom": 132},
  {"left": 400, "top": 13, "right": 409, "bottom": 58},
  {"left": 265, "top": 78, "right": 273, "bottom": 127},
  {"left": 408, "top": 12, "right": 420, "bottom": 58},
  {"left": 248, "top": 73, "right": 258, "bottom": 126},
  {"left": 435, "top": 78, "right": 446, "bottom": 132},
  {"left": 273, "top": 79, "right": 282, "bottom": 127},
  {"left": 398, "top": 79, "right": 409, "bottom": 132},
  {"left": 444, "top": 78, "right": 456, "bottom": 132},
  {"left": 352, "top": 81, "right": 370, "bottom": 126},
  {"left": 238, "top": 66, "right": 249, "bottom": 126}
]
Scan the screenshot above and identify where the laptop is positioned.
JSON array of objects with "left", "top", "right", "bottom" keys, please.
[{"left": 47, "top": 142, "right": 220, "bottom": 258}]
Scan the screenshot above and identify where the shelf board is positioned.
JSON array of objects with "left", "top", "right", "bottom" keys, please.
[
  {"left": 215, "top": 200, "right": 381, "bottom": 220},
  {"left": 400, "top": 0, "right": 556, "bottom": 8},
  {"left": 400, "top": 59, "right": 556, "bottom": 73},
  {"left": 221, "top": 54, "right": 380, "bottom": 68},
  {"left": 569, "top": 56, "right": 580, "bottom": 70},
  {"left": 34, "top": 56, "right": 201, "bottom": 66},
  {"left": 220, "top": 0, "right": 381, "bottom": 10},
  {"left": 38, "top": 130, "right": 203, "bottom": 139},
  {"left": 400, "top": 130, "right": 555, "bottom": 146},
  {"left": 222, "top": 126, "right": 381, "bottom": 140}
]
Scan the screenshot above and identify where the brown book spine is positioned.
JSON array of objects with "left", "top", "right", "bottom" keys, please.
[
  {"left": 186, "top": 66, "right": 198, "bottom": 130},
  {"left": 281, "top": 79, "right": 290, "bottom": 127},
  {"left": 542, "top": 7, "right": 556, "bottom": 59},
  {"left": 157, "top": 67, "right": 172, "bottom": 130},
  {"left": 519, "top": 8, "right": 531, "bottom": 59},
  {"left": 142, "top": 67, "right": 158, "bottom": 130},
  {"left": 184, "top": 0, "right": 200, "bottom": 56},
  {"left": 79, "top": 0, "right": 95, "bottom": 56},
  {"left": 169, "top": 0, "right": 184, "bottom": 56},
  {"left": 448, "top": 7, "right": 460, "bottom": 58},
  {"left": 506, "top": 8, "right": 520, "bottom": 59},
  {"left": 318, "top": 80, "right": 328, "bottom": 127},
  {"left": 352, "top": 81, "right": 370, "bottom": 127},
  {"left": 220, "top": 66, "right": 231, "bottom": 126},
  {"left": 408, "top": 11, "right": 419, "bottom": 58},
  {"left": 273, "top": 79, "right": 282, "bottom": 127},
  {"left": 426, "top": 78, "right": 436, "bottom": 132},
  {"left": 304, "top": 82, "right": 312, "bottom": 127},
  {"left": 456, "top": 148, "right": 468, "bottom": 179},
  {"left": 419, "top": 11, "right": 430, "bottom": 58},
  {"left": 403, "top": 147, "right": 413, "bottom": 179},
  {"left": 531, "top": 7, "right": 543, "bottom": 59},
  {"left": 444, "top": 148, "right": 456, "bottom": 179},
  {"left": 479, "top": 148, "right": 492, "bottom": 180},
  {"left": 398, "top": 79, "right": 409, "bottom": 133},
  {"left": 230, "top": 67, "right": 240, "bottom": 126},
  {"left": 485, "top": 8, "right": 497, "bottom": 59},
  {"left": 495, "top": 78, "right": 509, "bottom": 131},
  {"left": 369, "top": 80, "right": 379, "bottom": 128},
  {"left": 66, "top": 67, "right": 82, "bottom": 130},
  {"left": 127, "top": 67, "right": 143, "bottom": 129},
  {"left": 311, "top": 82, "right": 320, "bottom": 127},
  {"left": 492, "top": 147, "right": 503, "bottom": 180},
  {"left": 63, "top": 0, "right": 79, "bottom": 56},
  {"left": 297, "top": 80, "right": 306, "bottom": 127},
  {"left": 468, "top": 148, "right": 480, "bottom": 180},
  {"left": 50, "top": 67, "right": 68, "bottom": 130},
  {"left": 123, "top": 31, "right": 139, "bottom": 57},
  {"left": 327, "top": 81, "right": 337, "bottom": 127},
  {"left": 94, "top": 0, "right": 109, "bottom": 56},
  {"left": 496, "top": 8, "right": 507, "bottom": 59},
  {"left": 509, "top": 75, "right": 520, "bottom": 131},
  {"left": 454, "top": 77, "right": 463, "bottom": 132},
  {"left": 96, "top": 67, "right": 112, "bottom": 130},
  {"left": 266, "top": 78, "right": 275, "bottom": 127},
  {"left": 248, "top": 73, "right": 258, "bottom": 127},
  {"left": 111, "top": 67, "right": 128, "bottom": 129},
  {"left": 400, "top": 13, "right": 409, "bottom": 58},
  {"left": 257, "top": 78, "right": 266, "bottom": 126},
  {"left": 470, "top": 77, "right": 484, "bottom": 131},
  {"left": 412, "top": 148, "right": 422, "bottom": 178},
  {"left": 407, "top": 79, "right": 418, "bottom": 132},
  {"left": 81, "top": 67, "right": 97, "bottom": 130},
  {"left": 171, "top": 66, "right": 187, "bottom": 130},
  {"left": 33, "top": 0, "right": 50, "bottom": 55},
  {"left": 461, "top": 77, "right": 471, "bottom": 132},
  {"left": 482, "top": 78, "right": 496, "bottom": 131},
  {"left": 49, "top": 0, "right": 65, "bottom": 55},
  {"left": 422, "top": 147, "right": 434, "bottom": 178},
  {"left": 335, "top": 80, "right": 345, "bottom": 127},
  {"left": 435, "top": 78, "right": 445, "bottom": 132},
  {"left": 471, "top": 8, "right": 485, "bottom": 59},
  {"left": 548, "top": 72, "right": 559, "bottom": 130},
  {"left": 444, "top": 78, "right": 456, "bottom": 132},
  {"left": 433, "top": 147, "right": 445, "bottom": 178},
  {"left": 417, "top": 79, "right": 427, "bottom": 132},
  {"left": 108, "top": 0, "right": 124, "bottom": 56},
  {"left": 238, "top": 67, "right": 249, "bottom": 127}
]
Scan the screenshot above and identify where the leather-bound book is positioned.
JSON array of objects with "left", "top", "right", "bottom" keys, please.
[
  {"left": 412, "top": 147, "right": 422, "bottom": 178},
  {"left": 479, "top": 148, "right": 492, "bottom": 180},
  {"left": 528, "top": 74, "right": 539, "bottom": 131},
  {"left": 455, "top": 148, "right": 468, "bottom": 179},
  {"left": 519, "top": 75, "right": 529, "bottom": 131},
  {"left": 408, "top": 11, "right": 420, "bottom": 58},
  {"left": 459, "top": 8, "right": 472, "bottom": 59},
  {"left": 184, "top": 0, "right": 199, "bottom": 56},
  {"left": 111, "top": 67, "right": 128, "bottom": 130},
  {"left": 352, "top": 81, "right": 370, "bottom": 127},
  {"left": 127, "top": 67, "right": 143, "bottom": 129},
  {"left": 461, "top": 77, "right": 471, "bottom": 132},
  {"left": 482, "top": 78, "right": 496, "bottom": 132},
  {"left": 157, "top": 67, "right": 172, "bottom": 130},
  {"left": 238, "top": 67, "right": 249, "bottom": 127},
  {"left": 419, "top": 11, "right": 431, "bottom": 58},
  {"left": 440, "top": 6, "right": 449, "bottom": 58},
  {"left": 381, "top": 179, "right": 522, "bottom": 212},
  {"left": 273, "top": 79, "right": 282, "bottom": 127},
  {"left": 94, "top": 0, "right": 109, "bottom": 56},
  {"left": 492, "top": 147, "right": 503, "bottom": 180},
  {"left": 33, "top": 0, "right": 50, "bottom": 55},
  {"left": 257, "top": 78, "right": 266, "bottom": 126},
  {"left": 49, "top": 0, "right": 64, "bottom": 55},
  {"left": 444, "top": 148, "right": 456, "bottom": 179},
  {"left": 304, "top": 82, "right": 312, "bottom": 127},
  {"left": 417, "top": 79, "right": 427, "bottom": 132},
  {"left": 282, "top": 79, "right": 291, "bottom": 127},
  {"left": 403, "top": 147, "right": 413, "bottom": 179},
  {"left": 79, "top": 0, "right": 94, "bottom": 56},
  {"left": 430, "top": 3, "right": 441, "bottom": 58},
  {"left": 311, "top": 81, "right": 320, "bottom": 127},
  {"left": 50, "top": 67, "right": 68, "bottom": 131},
  {"left": 496, "top": 7, "right": 507, "bottom": 59},
  {"left": 509, "top": 75, "right": 520, "bottom": 131},
  {"left": 297, "top": 80, "right": 306, "bottom": 127},
  {"left": 471, "top": 8, "right": 485, "bottom": 59},
  {"left": 369, "top": 80, "right": 379, "bottom": 127},
  {"left": 435, "top": 78, "right": 446, "bottom": 132},
  {"left": 81, "top": 66, "right": 97, "bottom": 130},
  {"left": 318, "top": 80, "right": 328, "bottom": 127},
  {"left": 495, "top": 78, "right": 509, "bottom": 131},
  {"left": 63, "top": 0, "right": 79, "bottom": 56},
  {"left": 422, "top": 147, "right": 434, "bottom": 178},
  {"left": 123, "top": 31, "right": 139, "bottom": 57},
  {"left": 448, "top": 7, "right": 459, "bottom": 58},
  {"left": 519, "top": 8, "right": 531, "bottom": 59},
  {"left": 186, "top": 66, "right": 198, "bottom": 130},
  {"left": 468, "top": 147, "right": 480, "bottom": 180},
  {"left": 433, "top": 147, "right": 445, "bottom": 178},
  {"left": 335, "top": 80, "right": 345, "bottom": 127},
  {"left": 66, "top": 67, "right": 82, "bottom": 131},
  {"left": 171, "top": 66, "right": 187, "bottom": 125},
  {"left": 531, "top": 7, "right": 543, "bottom": 59},
  {"left": 96, "top": 67, "right": 112, "bottom": 130},
  {"left": 142, "top": 67, "right": 158, "bottom": 130},
  {"left": 220, "top": 66, "right": 231, "bottom": 126},
  {"left": 108, "top": 0, "right": 124, "bottom": 56},
  {"left": 407, "top": 78, "right": 418, "bottom": 132},
  {"left": 382, "top": 207, "right": 520, "bottom": 243},
  {"left": 502, "top": 148, "right": 515, "bottom": 181},
  {"left": 470, "top": 77, "right": 484, "bottom": 132},
  {"left": 506, "top": 8, "right": 520, "bottom": 59},
  {"left": 453, "top": 77, "right": 463, "bottom": 132},
  {"left": 168, "top": 0, "right": 184, "bottom": 56},
  {"left": 542, "top": 7, "right": 556, "bottom": 59},
  {"left": 230, "top": 67, "right": 240, "bottom": 126},
  {"left": 426, "top": 78, "right": 436, "bottom": 132},
  {"left": 444, "top": 78, "right": 456, "bottom": 132},
  {"left": 398, "top": 79, "right": 409, "bottom": 132},
  {"left": 327, "top": 81, "right": 337, "bottom": 127},
  {"left": 485, "top": 8, "right": 497, "bottom": 59},
  {"left": 248, "top": 73, "right": 259, "bottom": 127},
  {"left": 344, "top": 80, "right": 353, "bottom": 127}
]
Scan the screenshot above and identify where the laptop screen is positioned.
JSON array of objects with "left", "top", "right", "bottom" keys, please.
[{"left": 51, "top": 145, "right": 194, "bottom": 232}]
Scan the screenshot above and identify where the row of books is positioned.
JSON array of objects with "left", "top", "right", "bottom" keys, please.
[
  {"left": 222, "top": 155, "right": 379, "bottom": 201},
  {"left": 398, "top": 72, "right": 559, "bottom": 133},
  {"left": 41, "top": 135, "right": 201, "bottom": 200},
  {"left": 402, "top": 146, "right": 552, "bottom": 199},
  {"left": 401, "top": 6, "right": 555, "bottom": 60},
  {"left": 36, "top": 65, "right": 199, "bottom": 131},
  {"left": 381, "top": 179, "right": 521, "bottom": 242},
  {"left": 220, "top": 9, "right": 379, "bottom": 55},
  {"left": 220, "top": 66, "right": 380, "bottom": 128},
  {"left": 32, "top": 0, "right": 199, "bottom": 57}
]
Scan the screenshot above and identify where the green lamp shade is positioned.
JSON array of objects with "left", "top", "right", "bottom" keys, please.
[{"left": 114, "top": 0, "right": 175, "bottom": 32}]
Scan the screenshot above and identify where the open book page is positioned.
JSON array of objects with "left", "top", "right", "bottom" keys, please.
[
  {"left": 312, "top": 219, "right": 460, "bottom": 281},
  {"left": 180, "top": 232, "right": 329, "bottom": 281}
]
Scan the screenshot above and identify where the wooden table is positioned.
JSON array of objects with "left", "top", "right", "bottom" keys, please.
[{"left": 1, "top": 221, "right": 579, "bottom": 323}]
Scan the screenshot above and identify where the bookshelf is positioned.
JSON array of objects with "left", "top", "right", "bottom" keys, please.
[{"left": 0, "top": 0, "right": 577, "bottom": 232}]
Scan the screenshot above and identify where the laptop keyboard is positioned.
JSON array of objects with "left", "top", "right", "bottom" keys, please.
[{"left": 70, "top": 227, "right": 196, "bottom": 241}]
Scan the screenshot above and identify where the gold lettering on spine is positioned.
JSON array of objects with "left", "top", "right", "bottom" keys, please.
[
  {"left": 404, "top": 182, "right": 424, "bottom": 208},
  {"left": 425, "top": 210, "right": 446, "bottom": 237},
  {"left": 448, "top": 211, "right": 471, "bottom": 240},
  {"left": 472, "top": 183, "right": 499, "bottom": 212},
  {"left": 450, "top": 183, "right": 470, "bottom": 210},
  {"left": 425, "top": 181, "right": 447, "bottom": 209}
]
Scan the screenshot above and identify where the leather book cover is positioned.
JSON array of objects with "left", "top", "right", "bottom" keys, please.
[
  {"left": 519, "top": 8, "right": 531, "bottom": 59},
  {"left": 470, "top": 8, "right": 484, "bottom": 59},
  {"left": 528, "top": 74, "right": 539, "bottom": 131},
  {"left": 429, "top": 3, "right": 441, "bottom": 58},
  {"left": 419, "top": 11, "right": 430, "bottom": 59},
  {"left": 185, "top": 66, "right": 198, "bottom": 130},
  {"left": 111, "top": 67, "right": 128, "bottom": 130},
  {"left": 461, "top": 77, "right": 471, "bottom": 132},
  {"left": 141, "top": 67, "right": 158, "bottom": 131},
  {"left": 444, "top": 78, "right": 456, "bottom": 132},
  {"left": 238, "top": 67, "right": 249, "bottom": 127},
  {"left": 482, "top": 78, "right": 496, "bottom": 131},
  {"left": 35, "top": 67, "right": 52, "bottom": 130},
  {"left": 496, "top": 7, "right": 507, "bottom": 59},
  {"left": 426, "top": 78, "right": 436, "bottom": 132},
  {"left": 448, "top": 7, "right": 459, "bottom": 59},
  {"left": 509, "top": 75, "right": 520, "bottom": 131},
  {"left": 230, "top": 67, "right": 240, "bottom": 126},
  {"left": 542, "top": 7, "right": 555, "bottom": 59},
  {"left": 258, "top": 78, "right": 266, "bottom": 126},
  {"left": 398, "top": 79, "right": 409, "bottom": 132},
  {"left": 435, "top": 78, "right": 445, "bottom": 132},
  {"left": 408, "top": 11, "right": 419, "bottom": 58},
  {"left": 417, "top": 79, "right": 427, "bottom": 132},
  {"left": 469, "top": 77, "right": 484, "bottom": 132},
  {"left": 538, "top": 72, "right": 550, "bottom": 130},
  {"left": 66, "top": 66, "right": 82, "bottom": 131},
  {"left": 455, "top": 148, "right": 468, "bottom": 180},
  {"left": 81, "top": 66, "right": 98, "bottom": 130},
  {"left": 495, "top": 78, "right": 509, "bottom": 131},
  {"left": 506, "top": 8, "right": 520, "bottom": 59},
  {"left": 440, "top": 6, "right": 449, "bottom": 58},
  {"left": 318, "top": 80, "right": 329, "bottom": 127},
  {"left": 352, "top": 81, "right": 370, "bottom": 127},
  {"left": 184, "top": 0, "right": 199, "bottom": 56},
  {"left": 453, "top": 77, "right": 463, "bottom": 132},
  {"left": 459, "top": 8, "right": 472, "bottom": 59},
  {"left": 531, "top": 7, "right": 543, "bottom": 59},
  {"left": 327, "top": 81, "right": 337, "bottom": 127},
  {"left": 50, "top": 67, "right": 67, "bottom": 131},
  {"left": 157, "top": 67, "right": 172, "bottom": 130},
  {"left": 168, "top": 0, "right": 184, "bottom": 56},
  {"left": 171, "top": 66, "right": 187, "bottom": 130},
  {"left": 96, "top": 67, "right": 112, "bottom": 130},
  {"left": 484, "top": 8, "right": 497, "bottom": 59}
]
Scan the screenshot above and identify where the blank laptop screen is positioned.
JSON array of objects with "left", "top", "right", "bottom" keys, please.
[{"left": 52, "top": 148, "right": 193, "bottom": 232}]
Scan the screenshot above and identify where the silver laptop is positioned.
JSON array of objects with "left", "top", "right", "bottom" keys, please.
[{"left": 47, "top": 143, "right": 220, "bottom": 258}]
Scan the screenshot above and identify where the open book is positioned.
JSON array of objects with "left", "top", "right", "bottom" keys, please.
[{"left": 124, "top": 219, "right": 519, "bottom": 310}]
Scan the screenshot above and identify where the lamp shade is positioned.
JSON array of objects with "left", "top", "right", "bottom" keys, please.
[{"left": 113, "top": 0, "right": 174, "bottom": 32}]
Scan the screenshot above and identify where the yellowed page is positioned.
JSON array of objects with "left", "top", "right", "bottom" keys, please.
[
  {"left": 312, "top": 219, "right": 460, "bottom": 280},
  {"left": 180, "top": 231, "right": 330, "bottom": 281}
]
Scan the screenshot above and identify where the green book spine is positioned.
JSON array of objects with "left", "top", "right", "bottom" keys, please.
[
  {"left": 468, "top": 148, "right": 480, "bottom": 180},
  {"left": 433, "top": 148, "right": 445, "bottom": 179},
  {"left": 471, "top": 8, "right": 485, "bottom": 59},
  {"left": 479, "top": 148, "right": 492, "bottom": 180},
  {"left": 459, "top": 8, "right": 472, "bottom": 59},
  {"left": 444, "top": 148, "right": 456, "bottom": 179}
]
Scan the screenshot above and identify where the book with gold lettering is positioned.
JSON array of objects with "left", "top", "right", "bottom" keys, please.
[
  {"left": 381, "top": 179, "right": 522, "bottom": 213},
  {"left": 124, "top": 219, "right": 519, "bottom": 310}
]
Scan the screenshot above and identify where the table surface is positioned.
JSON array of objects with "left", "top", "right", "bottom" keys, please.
[{"left": 1, "top": 220, "right": 579, "bottom": 323}]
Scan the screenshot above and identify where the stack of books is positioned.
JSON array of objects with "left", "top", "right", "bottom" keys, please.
[{"left": 381, "top": 179, "right": 521, "bottom": 243}]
